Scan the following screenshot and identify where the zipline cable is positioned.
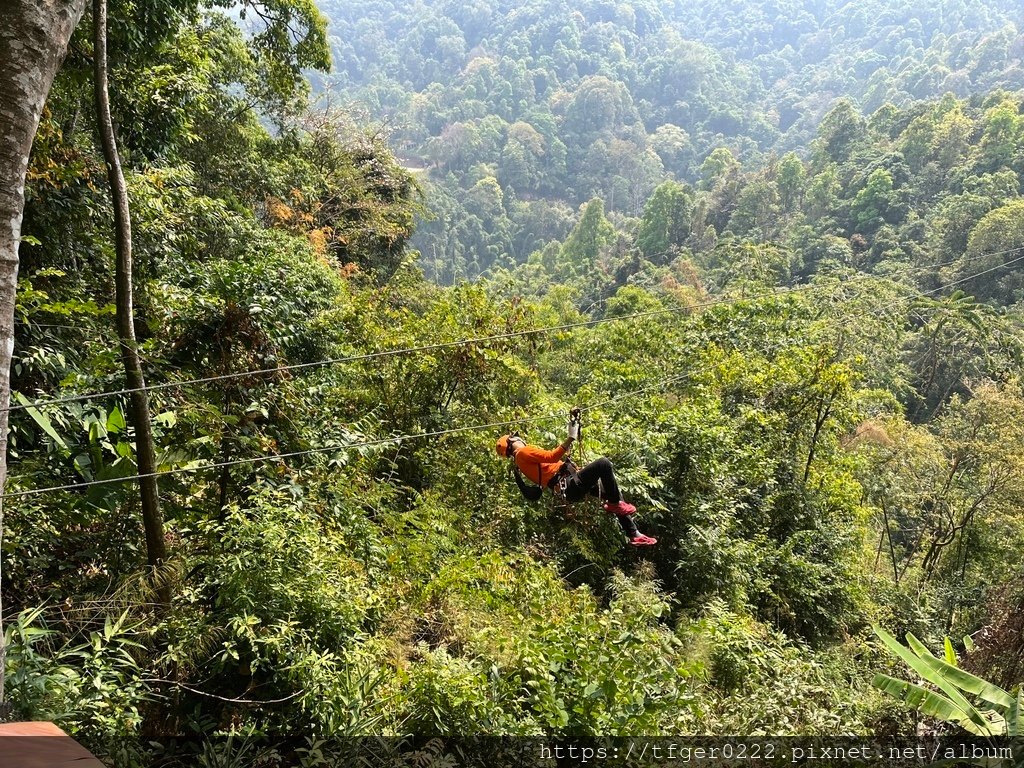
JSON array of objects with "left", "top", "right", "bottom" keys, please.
[
  {"left": 7, "top": 250, "right": 1024, "bottom": 499},
  {"left": 579, "top": 372, "right": 695, "bottom": 415},
  {"left": 3, "top": 283, "right": 822, "bottom": 414},
  {"left": 9, "top": 244, "right": 1024, "bottom": 415},
  {"left": 917, "top": 250, "right": 1024, "bottom": 295},
  {"left": 900, "top": 245, "right": 1024, "bottom": 271},
  {"left": 0, "top": 332, "right": 897, "bottom": 501},
  {"left": 3, "top": 413, "right": 588, "bottom": 500},
  {"left": 7, "top": 352, "right": 730, "bottom": 500},
  {"left": 0, "top": 287, "right": 971, "bottom": 501},
  {"left": 3, "top": 368, "right": 706, "bottom": 500}
]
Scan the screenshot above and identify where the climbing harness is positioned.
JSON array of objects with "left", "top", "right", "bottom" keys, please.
[{"left": 552, "top": 460, "right": 581, "bottom": 499}]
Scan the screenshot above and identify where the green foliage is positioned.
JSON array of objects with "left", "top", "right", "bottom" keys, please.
[
  {"left": 963, "top": 199, "right": 1024, "bottom": 303},
  {"left": 873, "top": 626, "right": 1021, "bottom": 737},
  {"left": 557, "top": 199, "right": 615, "bottom": 276},
  {"left": 317, "top": 0, "right": 1024, "bottom": 276},
  {"left": 3, "top": 607, "right": 76, "bottom": 721},
  {"left": 4, "top": 610, "right": 152, "bottom": 764},
  {"left": 683, "top": 603, "right": 872, "bottom": 734},
  {"left": 646, "top": 328, "right": 866, "bottom": 640},
  {"left": 8, "top": 0, "right": 1024, "bottom": 759},
  {"left": 395, "top": 564, "right": 698, "bottom": 736},
  {"left": 637, "top": 181, "right": 694, "bottom": 263},
  {"left": 854, "top": 379, "right": 1024, "bottom": 639}
]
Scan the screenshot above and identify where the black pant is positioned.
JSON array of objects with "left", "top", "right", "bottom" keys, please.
[{"left": 562, "top": 457, "right": 638, "bottom": 538}]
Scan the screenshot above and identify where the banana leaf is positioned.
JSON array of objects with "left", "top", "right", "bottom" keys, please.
[
  {"left": 907, "top": 635, "right": 1015, "bottom": 711},
  {"left": 1008, "top": 688, "right": 1021, "bottom": 738},
  {"left": 872, "top": 673, "right": 992, "bottom": 736},
  {"left": 14, "top": 391, "right": 69, "bottom": 453},
  {"left": 944, "top": 637, "right": 957, "bottom": 666},
  {"left": 876, "top": 627, "right": 995, "bottom": 734}
]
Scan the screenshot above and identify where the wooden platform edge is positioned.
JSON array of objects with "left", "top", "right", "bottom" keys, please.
[{"left": 0, "top": 721, "right": 105, "bottom": 767}]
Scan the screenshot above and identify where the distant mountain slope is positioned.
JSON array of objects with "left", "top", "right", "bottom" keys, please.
[{"left": 313, "top": 0, "right": 1024, "bottom": 280}]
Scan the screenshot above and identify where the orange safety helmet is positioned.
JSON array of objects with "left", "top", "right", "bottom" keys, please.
[{"left": 495, "top": 434, "right": 512, "bottom": 457}]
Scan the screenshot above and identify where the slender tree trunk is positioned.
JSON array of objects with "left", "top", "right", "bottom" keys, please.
[
  {"left": 93, "top": 0, "right": 168, "bottom": 601},
  {"left": 216, "top": 346, "right": 233, "bottom": 518},
  {"left": 881, "top": 501, "right": 900, "bottom": 583},
  {"left": 0, "top": 0, "right": 89, "bottom": 707}
]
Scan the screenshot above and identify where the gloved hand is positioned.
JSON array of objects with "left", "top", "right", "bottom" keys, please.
[{"left": 566, "top": 408, "right": 582, "bottom": 440}]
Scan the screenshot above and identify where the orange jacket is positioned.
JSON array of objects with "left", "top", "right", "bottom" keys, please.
[{"left": 513, "top": 443, "right": 567, "bottom": 488}]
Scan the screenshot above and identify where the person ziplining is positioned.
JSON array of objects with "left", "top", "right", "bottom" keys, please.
[{"left": 495, "top": 409, "right": 657, "bottom": 546}]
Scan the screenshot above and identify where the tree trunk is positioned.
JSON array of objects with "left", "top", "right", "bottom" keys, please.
[
  {"left": 93, "top": 0, "right": 168, "bottom": 601},
  {"left": 0, "top": 0, "right": 89, "bottom": 707}
]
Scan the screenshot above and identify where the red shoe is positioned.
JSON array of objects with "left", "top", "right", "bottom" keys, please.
[
  {"left": 630, "top": 534, "right": 657, "bottom": 546},
  {"left": 603, "top": 500, "right": 637, "bottom": 515}
]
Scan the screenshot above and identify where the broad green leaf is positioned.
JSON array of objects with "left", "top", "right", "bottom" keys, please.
[
  {"left": 1007, "top": 688, "right": 1022, "bottom": 738},
  {"left": 155, "top": 411, "right": 177, "bottom": 428},
  {"left": 906, "top": 633, "right": 936, "bottom": 659},
  {"left": 106, "top": 406, "right": 126, "bottom": 433},
  {"left": 875, "top": 627, "right": 993, "bottom": 733},
  {"left": 14, "top": 392, "right": 69, "bottom": 453},
  {"left": 913, "top": 650, "right": 1015, "bottom": 711},
  {"left": 944, "top": 637, "right": 958, "bottom": 666},
  {"left": 964, "top": 635, "right": 976, "bottom": 653},
  {"left": 872, "top": 673, "right": 992, "bottom": 736}
]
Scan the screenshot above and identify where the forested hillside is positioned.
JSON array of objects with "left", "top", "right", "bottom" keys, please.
[
  {"left": 0, "top": 0, "right": 1023, "bottom": 765},
  {"left": 317, "top": 0, "right": 1024, "bottom": 281}
]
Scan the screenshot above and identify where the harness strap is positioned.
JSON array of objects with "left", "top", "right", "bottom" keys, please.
[{"left": 551, "top": 460, "right": 579, "bottom": 498}]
